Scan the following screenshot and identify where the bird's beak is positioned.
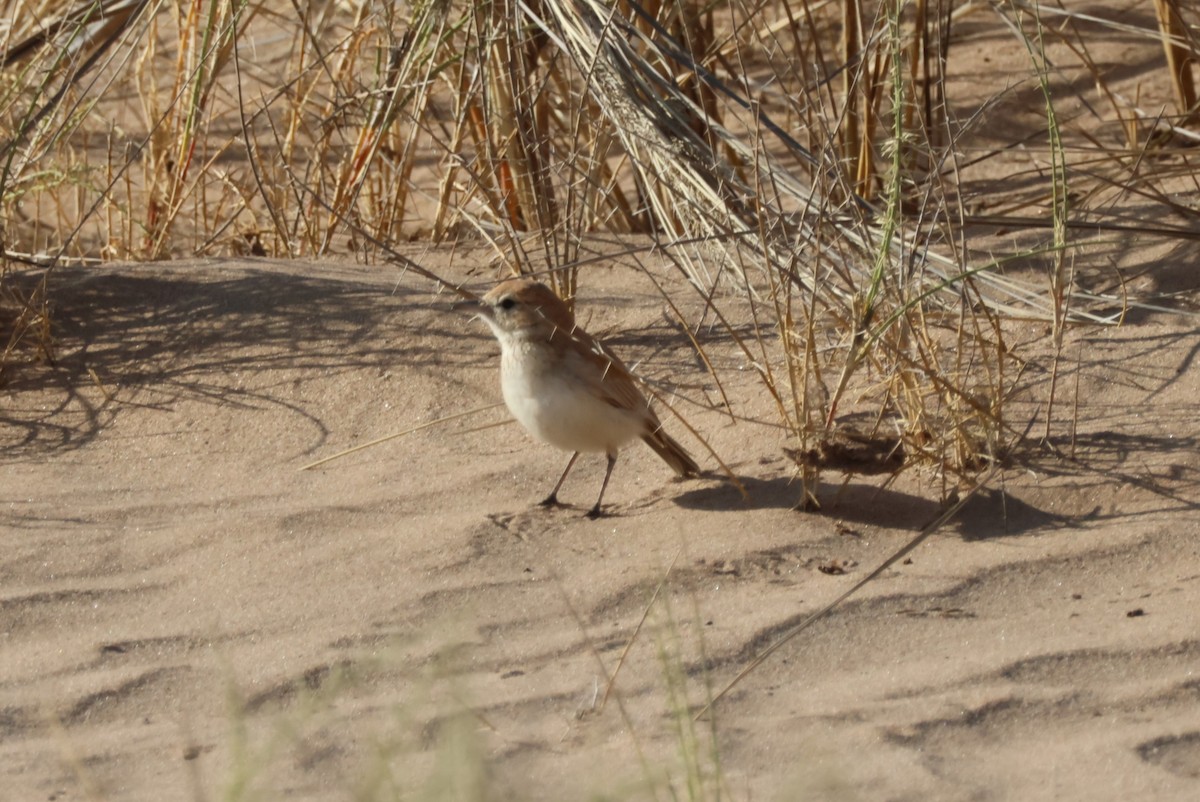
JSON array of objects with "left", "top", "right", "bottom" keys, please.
[{"left": 452, "top": 293, "right": 491, "bottom": 322}]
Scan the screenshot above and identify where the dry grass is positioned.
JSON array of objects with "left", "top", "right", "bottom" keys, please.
[{"left": 2, "top": 0, "right": 1199, "bottom": 503}]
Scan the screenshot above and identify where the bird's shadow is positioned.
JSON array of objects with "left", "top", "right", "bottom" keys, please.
[{"left": 674, "top": 472, "right": 1076, "bottom": 540}]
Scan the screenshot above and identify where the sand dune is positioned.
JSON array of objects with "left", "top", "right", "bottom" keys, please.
[{"left": 2, "top": 258, "right": 1198, "bottom": 800}]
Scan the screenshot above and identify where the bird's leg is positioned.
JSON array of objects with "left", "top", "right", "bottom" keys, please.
[
  {"left": 586, "top": 452, "right": 618, "bottom": 519},
  {"left": 540, "top": 452, "right": 580, "bottom": 508}
]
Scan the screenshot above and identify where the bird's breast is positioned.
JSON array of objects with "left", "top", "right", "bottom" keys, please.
[{"left": 498, "top": 341, "right": 644, "bottom": 453}]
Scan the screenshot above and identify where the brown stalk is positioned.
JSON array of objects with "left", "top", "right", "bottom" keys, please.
[
  {"left": 1153, "top": 0, "right": 1198, "bottom": 125},
  {"left": 841, "top": 0, "right": 863, "bottom": 182},
  {"left": 431, "top": 59, "right": 476, "bottom": 240},
  {"left": 320, "top": 32, "right": 402, "bottom": 255}
]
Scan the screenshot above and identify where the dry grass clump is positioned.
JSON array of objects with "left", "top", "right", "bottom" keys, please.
[{"left": 2, "top": 0, "right": 1199, "bottom": 502}]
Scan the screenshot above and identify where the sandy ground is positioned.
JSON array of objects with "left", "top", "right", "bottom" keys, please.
[{"left": 2, "top": 256, "right": 1199, "bottom": 801}]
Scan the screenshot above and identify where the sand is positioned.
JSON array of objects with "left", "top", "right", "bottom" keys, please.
[{"left": 2, "top": 257, "right": 1198, "bottom": 801}]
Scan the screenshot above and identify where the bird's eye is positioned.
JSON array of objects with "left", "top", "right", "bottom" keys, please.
[{"left": 498, "top": 297, "right": 516, "bottom": 310}]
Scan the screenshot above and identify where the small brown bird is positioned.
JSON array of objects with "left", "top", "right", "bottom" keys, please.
[{"left": 473, "top": 278, "right": 699, "bottom": 517}]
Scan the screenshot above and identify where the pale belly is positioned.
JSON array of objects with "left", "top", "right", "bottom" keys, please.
[{"left": 500, "top": 351, "right": 644, "bottom": 454}]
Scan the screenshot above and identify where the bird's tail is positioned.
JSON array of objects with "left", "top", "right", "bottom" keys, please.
[{"left": 642, "top": 429, "right": 701, "bottom": 477}]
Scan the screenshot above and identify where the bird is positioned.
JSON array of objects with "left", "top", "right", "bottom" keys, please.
[{"left": 470, "top": 278, "right": 700, "bottom": 518}]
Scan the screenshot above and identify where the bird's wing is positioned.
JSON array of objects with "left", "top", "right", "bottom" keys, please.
[{"left": 564, "top": 326, "right": 659, "bottom": 422}]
